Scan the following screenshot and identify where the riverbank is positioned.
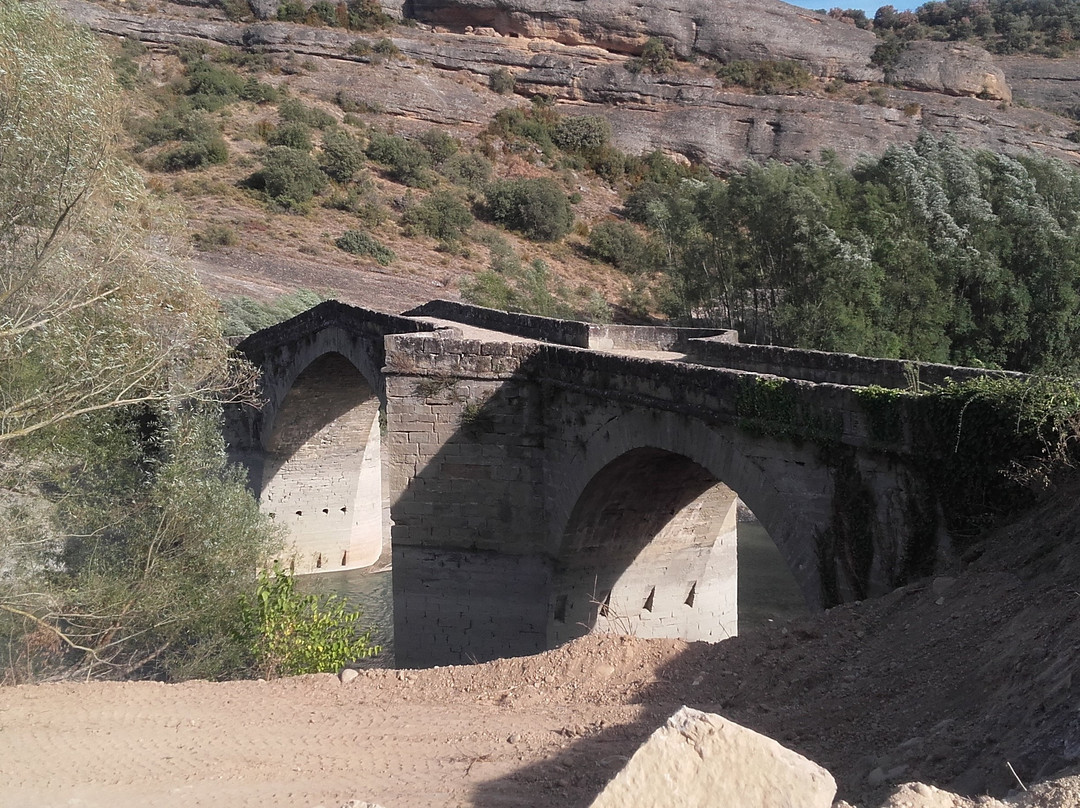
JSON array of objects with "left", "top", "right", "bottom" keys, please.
[{"left": 1, "top": 483, "right": 1079, "bottom": 807}]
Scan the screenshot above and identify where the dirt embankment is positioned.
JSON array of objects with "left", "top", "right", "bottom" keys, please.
[{"left": 2, "top": 480, "right": 1080, "bottom": 808}]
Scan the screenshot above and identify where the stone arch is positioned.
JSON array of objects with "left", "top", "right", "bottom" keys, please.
[
  {"left": 259, "top": 351, "right": 387, "bottom": 574},
  {"left": 545, "top": 409, "right": 835, "bottom": 620},
  {"left": 254, "top": 326, "right": 386, "bottom": 453},
  {"left": 548, "top": 447, "right": 740, "bottom": 647}
]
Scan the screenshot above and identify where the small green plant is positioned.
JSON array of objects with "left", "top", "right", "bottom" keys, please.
[
  {"left": 552, "top": 115, "right": 612, "bottom": 154},
  {"left": 335, "top": 229, "right": 395, "bottom": 264},
  {"left": 268, "top": 121, "right": 313, "bottom": 151},
  {"left": 372, "top": 38, "right": 400, "bottom": 60},
  {"left": 588, "top": 219, "right": 655, "bottom": 274},
  {"left": 365, "top": 130, "right": 433, "bottom": 187},
  {"left": 868, "top": 86, "right": 890, "bottom": 107},
  {"left": 241, "top": 567, "right": 379, "bottom": 678},
  {"left": 318, "top": 127, "right": 366, "bottom": 182},
  {"left": 278, "top": 98, "right": 336, "bottom": 129},
  {"left": 439, "top": 151, "right": 493, "bottom": 190},
  {"left": 418, "top": 128, "right": 460, "bottom": 164}
]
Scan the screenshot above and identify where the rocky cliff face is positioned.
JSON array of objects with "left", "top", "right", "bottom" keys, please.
[
  {"left": 58, "top": 0, "right": 1080, "bottom": 171},
  {"left": 402, "top": 0, "right": 882, "bottom": 81}
]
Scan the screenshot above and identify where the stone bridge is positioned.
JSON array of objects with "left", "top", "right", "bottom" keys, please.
[{"left": 227, "top": 299, "right": 1016, "bottom": 667}]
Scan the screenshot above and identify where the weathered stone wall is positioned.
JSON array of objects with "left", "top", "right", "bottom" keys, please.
[
  {"left": 383, "top": 334, "right": 551, "bottom": 665},
  {"left": 685, "top": 336, "right": 1024, "bottom": 389},
  {"left": 406, "top": 299, "right": 733, "bottom": 350}
]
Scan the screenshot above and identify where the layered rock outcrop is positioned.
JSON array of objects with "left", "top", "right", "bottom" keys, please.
[
  {"left": 892, "top": 41, "right": 1011, "bottom": 102},
  {"left": 58, "top": 0, "right": 1080, "bottom": 171},
  {"left": 403, "top": 0, "right": 883, "bottom": 81}
]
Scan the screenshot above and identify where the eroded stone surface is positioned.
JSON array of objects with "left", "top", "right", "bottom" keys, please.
[{"left": 589, "top": 706, "right": 836, "bottom": 808}]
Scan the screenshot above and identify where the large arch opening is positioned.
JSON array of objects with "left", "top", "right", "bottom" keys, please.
[
  {"left": 260, "top": 352, "right": 387, "bottom": 575},
  {"left": 548, "top": 447, "right": 807, "bottom": 647}
]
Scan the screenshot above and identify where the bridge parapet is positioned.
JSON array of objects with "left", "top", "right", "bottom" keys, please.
[
  {"left": 685, "top": 335, "right": 1026, "bottom": 389},
  {"left": 404, "top": 299, "right": 734, "bottom": 351}
]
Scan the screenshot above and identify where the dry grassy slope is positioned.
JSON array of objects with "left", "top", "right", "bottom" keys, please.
[{"left": 112, "top": 29, "right": 639, "bottom": 316}]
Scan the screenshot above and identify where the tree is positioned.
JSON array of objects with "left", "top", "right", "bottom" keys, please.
[{"left": 0, "top": 0, "right": 250, "bottom": 446}]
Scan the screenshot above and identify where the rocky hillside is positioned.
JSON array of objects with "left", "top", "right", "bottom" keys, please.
[{"left": 62, "top": 0, "right": 1080, "bottom": 173}]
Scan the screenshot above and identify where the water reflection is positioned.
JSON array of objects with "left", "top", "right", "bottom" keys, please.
[{"left": 294, "top": 567, "right": 395, "bottom": 667}]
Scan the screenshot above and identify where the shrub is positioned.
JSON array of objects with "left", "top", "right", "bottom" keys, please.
[
  {"left": 318, "top": 127, "right": 366, "bottom": 182},
  {"left": 347, "top": 38, "right": 373, "bottom": 57},
  {"left": 484, "top": 177, "right": 573, "bottom": 241},
  {"left": 278, "top": 98, "right": 336, "bottom": 129},
  {"left": 241, "top": 77, "right": 280, "bottom": 104},
  {"left": 715, "top": 59, "right": 812, "bottom": 94},
  {"left": 185, "top": 61, "right": 246, "bottom": 110},
  {"left": 418, "top": 128, "right": 460, "bottom": 163},
  {"left": 552, "top": 115, "right": 611, "bottom": 153},
  {"left": 222, "top": 289, "right": 330, "bottom": 337},
  {"left": 335, "top": 229, "right": 395, "bottom": 264},
  {"left": 325, "top": 189, "right": 386, "bottom": 225},
  {"left": 153, "top": 136, "right": 229, "bottom": 171},
  {"left": 365, "top": 130, "right": 432, "bottom": 187},
  {"left": 276, "top": 0, "right": 305, "bottom": 21},
  {"left": 628, "top": 37, "right": 674, "bottom": 74},
  {"left": 440, "top": 151, "right": 493, "bottom": 190},
  {"left": 306, "top": 0, "right": 338, "bottom": 26},
  {"left": 488, "top": 105, "right": 556, "bottom": 154},
  {"left": 256, "top": 146, "right": 327, "bottom": 209},
  {"left": 268, "top": 121, "right": 313, "bottom": 151},
  {"left": 194, "top": 223, "right": 239, "bottom": 250},
  {"left": 345, "top": 0, "right": 392, "bottom": 31},
  {"left": 241, "top": 567, "right": 379, "bottom": 678},
  {"left": 587, "top": 145, "right": 628, "bottom": 183},
  {"left": 400, "top": 191, "right": 474, "bottom": 245},
  {"left": 588, "top": 219, "right": 655, "bottom": 274},
  {"left": 489, "top": 67, "right": 515, "bottom": 94},
  {"left": 372, "top": 38, "right": 400, "bottom": 59}
]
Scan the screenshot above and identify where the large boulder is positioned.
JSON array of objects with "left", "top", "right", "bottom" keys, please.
[
  {"left": 405, "top": 0, "right": 883, "bottom": 80},
  {"left": 589, "top": 707, "right": 836, "bottom": 808},
  {"left": 892, "top": 41, "right": 1011, "bottom": 102}
]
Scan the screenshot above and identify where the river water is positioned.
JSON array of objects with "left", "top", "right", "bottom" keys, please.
[{"left": 296, "top": 519, "right": 808, "bottom": 668}]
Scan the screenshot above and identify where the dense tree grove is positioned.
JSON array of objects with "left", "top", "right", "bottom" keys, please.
[
  {"left": 834, "top": 0, "right": 1080, "bottom": 57},
  {"left": 637, "top": 135, "right": 1080, "bottom": 373}
]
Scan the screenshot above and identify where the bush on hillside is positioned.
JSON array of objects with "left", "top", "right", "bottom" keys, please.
[
  {"left": 365, "top": 130, "right": 432, "bottom": 187},
  {"left": 440, "top": 151, "right": 493, "bottom": 190},
  {"left": 255, "top": 146, "right": 327, "bottom": 209},
  {"left": 268, "top": 121, "right": 313, "bottom": 151},
  {"left": 319, "top": 128, "right": 366, "bottom": 182},
  {"left": 335, "top": 229, "right": 395, "bottom": 264},
  {"left": 588, "top": 220, "right": 656, "bottom": 274},
  {"left": 484, "top": 177, "right": 573, "bottom": 242},
  {"left": 552, "top": 115, "right": 611, "bottom": 154},
  {"left": 400, "top": 191, "right": 474, "bottom": 246}
]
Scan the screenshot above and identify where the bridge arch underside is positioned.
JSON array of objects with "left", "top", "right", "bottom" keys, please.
[
  {"left": 549, "top": 448, "right": 739, "bottom": 648},
  {"left": 261, "top": 352, "right": 386, "bottom": 574}
]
